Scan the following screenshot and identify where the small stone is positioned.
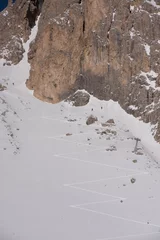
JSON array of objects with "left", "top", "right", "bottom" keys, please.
[
  {"left": 131, "top": 178, "right": 136, "bottom": 184},
  {"left": 101, "top": 131, "right": 107, "bottom": 135},
  {"left": 106, "top": 145, "right": 117, "bottom": 151},
  {"left": 66, "top": 133, "right": 72, "bottom": 136},
  {"left": 136, "top": 151, "right": 143, "bottom": 155},
  {"left": 0, "top": 84, "right": 7, "bottom": 91},
  {"left": 86, "top": 115, "right": 98, "bottom": 125},
  {"left": 68, "top": 119, "right": 77, "bottom": 122},
  {"left": 133, "top": 159, "right": 137, "bottom": 163},
  {"left": 107, "top": 119, "right": 115, "bottom": 124}
]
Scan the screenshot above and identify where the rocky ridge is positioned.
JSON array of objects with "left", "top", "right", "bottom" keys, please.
[{"left": 0, "top": 0, "right": 160, "bottom": 141}]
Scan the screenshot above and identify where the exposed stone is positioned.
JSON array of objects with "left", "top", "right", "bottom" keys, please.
[
  {"left": 132, "top": 159, "right": 137, "bottom": 163},
  {"left": 107, "top": 119, "right": 115, "bottom": 124},
  {"left": 65, "top": 90, "right": 90, "bottom": 106},
  {"left": 86, "top": 115, "right": 98, "bottom": 125},
  {"left": 102, "top": 119, "right": 115, "bottom": 127},
  {"left": 106, "top": 145, "right": 117, "bottom": 151},
  {"left": 100, "top": 129, "right": 117, "bottom": 136},
  {"left": 131, "top": 178, "right": 136, "bottom": 184},
  {"left": 66, "top": 133, "right": 72, "bottom": 136},
  {"left": 0, "top": 84, "right": 7, "bottom": 91}
]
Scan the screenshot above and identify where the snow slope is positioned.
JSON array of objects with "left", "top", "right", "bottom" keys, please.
[{"left": 1, "top": 18, "right": 160, "bottom": 240}]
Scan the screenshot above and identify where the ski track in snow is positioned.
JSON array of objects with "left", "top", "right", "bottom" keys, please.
[
  {"left": 1, "top": 90, "right": 160, "bottom": 239},
  {"left": 48, "top": 116, "right": 160, "bottom": 239}
]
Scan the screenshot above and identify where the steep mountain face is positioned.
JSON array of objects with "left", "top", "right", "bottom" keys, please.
[
  {"left": 0, "top": 0, "right": 43, "bottom": 64},
  {"left": 0, "top": 0, "right": 160, "bottom": 141}
]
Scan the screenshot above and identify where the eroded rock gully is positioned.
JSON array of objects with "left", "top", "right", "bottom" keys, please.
[{"left": 1, "top": 0, "right": 160, "bottom": 141}]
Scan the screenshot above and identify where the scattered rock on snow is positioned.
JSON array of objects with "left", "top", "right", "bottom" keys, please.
[
  {"left": 107, "top": 119, "right": 115, "bottom": 124},
  {"left": 102, "top": 119, "right": 115, "bottom": 127},
  {"left": 97, "top": 129, "right": 117, "bottom": 136},
  {"left": 68, "top": 119, "right": 77, "bottom": 122},
  {"left": 106, "top": 145, "right": 117, "bottom": 151},
  {"left": 132, "top": 159, "right": 137, "bottom": 163},
  {"left": 86, "top": 115, "right": 98, "bottom": 125},
  {"left": 131, "top": 178, "right": 136, "bottom": 184},
  {"left": 135, "top": 151, "right": 143, "bottom": 155},
  {"left": 104, "top": 129, "right": 117, "bottom": 135},
  {"left": 65, "top": 91, "right": 90, "bottom": 107},
  {"left": 0, "top": 84, "right": 7, "bottom": 91},
  {"left": 66, "top": 133, "right": 72, "bottom": 136}
]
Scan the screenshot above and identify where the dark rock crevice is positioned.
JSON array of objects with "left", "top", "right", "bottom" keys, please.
[
  {"left": 26, "top": 0, "right": 44, "bottom": 29},
  {"left": 83, "top": 19, "right": 85, "bottom": 33}
]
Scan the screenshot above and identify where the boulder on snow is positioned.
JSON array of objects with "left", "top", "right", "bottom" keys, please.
[
  {"left": 107, "top": 119, "right": 115, "bottom": 124},
  {"left": 0, "top": 84, "right": 7, "bottom": 91},
  {"left": 131, "top": 178, "right": 136, "bottom": 184},
  {"left": 66, "top": 133, "right": 72, "bottom": 136},
  {"left": 65, "top": 91, "right": 90, "bottom": 107},
  {"left": 86, "top": 115, "right": 98, "bottom": 125},
  {"left": 101, "top": 119, "right": 115, "bottom": 127}
]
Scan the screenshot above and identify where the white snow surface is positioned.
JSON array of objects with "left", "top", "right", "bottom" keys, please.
[
  {"left": 1, "top": 17, "right": 160, "bottom": 240},
  {"left": 145, "top": 0, "right": 160, "bottom": 9}
]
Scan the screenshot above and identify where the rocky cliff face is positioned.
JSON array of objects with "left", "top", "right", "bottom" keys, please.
[
  {"left": 1, "top": 0, "right": 160, "bottom": 141},
  {"left": 0, "top": 0, "right": 43, "bottom": 64}
]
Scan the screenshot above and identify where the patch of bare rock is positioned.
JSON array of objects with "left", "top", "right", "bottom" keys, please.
[
  {"left": 65, "top": 91, "right": 90, "bottom": 107},
  {"left": 86, "top": 115, "right": 98, "bottom": 125},
  {"left": 102, "top": 119, "right": 115, "bottom": 127},
  {"left": 0, "top": 84, "right": 7, "bottom": 91}
]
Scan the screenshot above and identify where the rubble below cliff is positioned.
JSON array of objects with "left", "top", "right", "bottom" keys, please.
[{"left": 0, "top": 0, "right": 160, "bottom": 142}]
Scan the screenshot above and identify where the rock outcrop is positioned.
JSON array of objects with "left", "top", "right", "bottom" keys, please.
[
  {"left": 1, "top": 0, "right": 160, "bottom": 141},
  {"left": 0, "top": 0, "right": 43, "bottom": 64},
  {"left": 26, "top": 0, "right": 84, "bottom": 102},
  {"left": 86, "top": 115, "right": 98, "bottom": 125},
  {"left": 65, "top": 90, "right": 90, "bottom": 106}
]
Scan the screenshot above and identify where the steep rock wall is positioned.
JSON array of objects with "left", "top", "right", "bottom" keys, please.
[
  {"left": 1, "top": 0, "right": 160, "bottom": 141},
  {"left": 27, "top": 0, "right": 84, "bottom": 102}
]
